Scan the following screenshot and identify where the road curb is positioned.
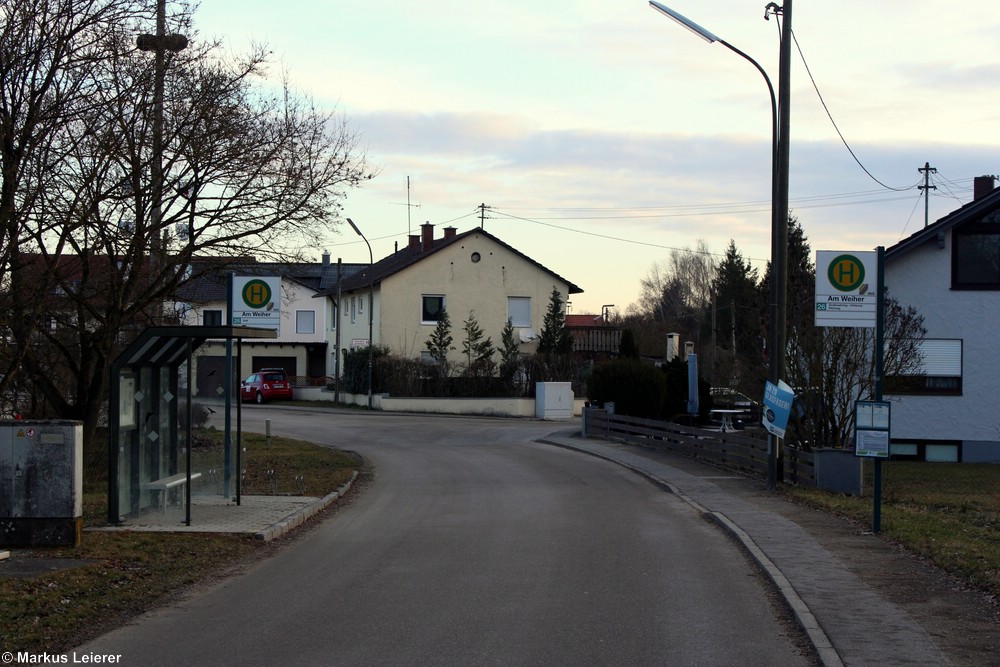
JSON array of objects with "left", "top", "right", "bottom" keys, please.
[
  {"left": 536, "top": 436, "right": 843, "bottom": 667},
  {"left": 254, "top": 471, "right": 359, "bottom": 542},
  {"left": 705, "top": 511, "right": 843, "bottom": 667}
]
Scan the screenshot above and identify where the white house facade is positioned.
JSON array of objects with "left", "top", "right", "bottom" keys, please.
[
  {"left": 884, "top": 176, "right": 1000, "bottom": 462},
  {"left": 175, "top": 257, "right": 364, "bottom": 396}
]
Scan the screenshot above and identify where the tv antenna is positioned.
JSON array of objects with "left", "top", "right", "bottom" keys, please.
[{"left": 390, "top": 176, "right": 421, "bottom": 235}]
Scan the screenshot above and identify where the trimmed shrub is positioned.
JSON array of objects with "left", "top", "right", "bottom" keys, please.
[{"left": 586, "top": 358, "right": 668, "bottom": 419}]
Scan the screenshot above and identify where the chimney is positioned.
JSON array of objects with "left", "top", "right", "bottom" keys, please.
[
  {"left": 444, "top": 226, "right": 457, "bottom": 239},
  {"left": 973, "top": 175, "right": 997, "bottom": 201},
  {"left": 665, "top": 332, "right": 679, "bottom": 361},
  {"left": 322, "top": 250, "right": 330, "bottom": 266},
  {"left": 408, "top": 234, "right": 420, "bottom": 251},
  {"left": 421, "top": 222, "right": 434, "bottom": 252}
]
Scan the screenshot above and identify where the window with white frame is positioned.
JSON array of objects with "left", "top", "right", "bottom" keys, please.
[
  {"left": 351, "top": 296, "right": 357, "bottom": 323},
  {"left": 295, "top": 310, "right": 316, "bottom": 334},
  {"left": 885, "top": 339, "right": 963, "bottom": 395},
  {"left": 422, "top": 295, "right": 445, "bottom": 323},
  {"left": 507, "top": 296, "right": 531, "bottom": 328}
]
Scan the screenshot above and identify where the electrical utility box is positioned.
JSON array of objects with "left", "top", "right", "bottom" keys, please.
[
  {"left": 0, "top": 420, "right": 84, "bottom": 547},
  {"left": 535, "top": 382, "right": 574, "bottom": 419}
]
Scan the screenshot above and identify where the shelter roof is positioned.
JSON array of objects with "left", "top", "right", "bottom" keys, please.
[{"left": 112, "top": 325, "right": 276, "bottom": 370}]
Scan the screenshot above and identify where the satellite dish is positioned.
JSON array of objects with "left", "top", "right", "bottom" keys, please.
[{"left": 519, "top": 329, "right": 538, "bottom": 343}]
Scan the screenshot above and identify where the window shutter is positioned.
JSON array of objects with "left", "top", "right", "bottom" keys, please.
[{"left": 915, "top": 339, "right": 962, "bottom": 376}]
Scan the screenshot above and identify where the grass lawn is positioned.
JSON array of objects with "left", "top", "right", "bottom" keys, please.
[
  {"left": 785, "top": 460, "right": 1000, "bottom": 599},
  {"left": 2, "top": 429, "right": 359, "bottom": 654}
]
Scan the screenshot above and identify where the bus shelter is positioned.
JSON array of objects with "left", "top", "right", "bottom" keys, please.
[{"left": 108, "top": 325, "right": 275, "bottom": 525}]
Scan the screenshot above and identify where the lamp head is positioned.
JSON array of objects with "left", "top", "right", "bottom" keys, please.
[
  {"left": 648, "top": 1, "right": 719, "bottom": 43},
  {"left": 346, "top": 217, "right": 363, "bottom": 237}
]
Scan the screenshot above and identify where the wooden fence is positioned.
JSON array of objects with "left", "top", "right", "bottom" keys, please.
[{"left": 582, "top": 408, "right": 815, "bottom": 487}]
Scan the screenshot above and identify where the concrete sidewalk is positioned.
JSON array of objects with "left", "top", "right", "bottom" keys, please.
[
  {"left": 93, "top": 472, "right": 358, "bottom": 542},
  {"left": 538, "top": 430, "right": 949, "bottom": 667}
]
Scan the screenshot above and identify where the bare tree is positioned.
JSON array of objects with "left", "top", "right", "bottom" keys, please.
[
  {"left": 0, "top": 0, "right": 374, "bottom": 446},
  {"left": 785, "top": 296, "right": 926, "bottom": 450},
  {"left": 634, "top": 240, "right": 716, "bottom": 351},
  {"left": 1, "top": 0, "right": 149, "bottom": 399},
  {"left": 768, "top": 219, "right": 926, "bottom": 449}
]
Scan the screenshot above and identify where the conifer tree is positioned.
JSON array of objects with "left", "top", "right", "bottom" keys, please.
[
  {"left": 425, "top": 309, "right": 454, "bottom": 371},
  {"left": 498, "top": 318, "right": 520, "bottom": 367},
  {"left": 538, "top": 288, "right": 574, "bottom": 355},
  {"left": 461, "top": 310, "right": 494, "bottom": 371}
]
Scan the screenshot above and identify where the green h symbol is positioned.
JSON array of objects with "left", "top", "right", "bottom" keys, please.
[
  {"left": 836, "top": 261, "right": 858, "bottom": 283},
  {"left": 828, "top": 255, "right": 864, "bottom": 291}
]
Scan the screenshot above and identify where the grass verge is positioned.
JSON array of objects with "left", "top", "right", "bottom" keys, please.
[
  {"left": 784, "top": 460, "right": 1000, "bottom": 600},
  {"left": 2, "top": 430, "right": 358, "bottom": 654}
]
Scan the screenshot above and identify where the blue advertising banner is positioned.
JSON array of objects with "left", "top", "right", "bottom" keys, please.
[
  {"left": 762, "top": 380, "right": 795, "bottom": 438},
  {"left": 687, "top": 353, "right": 699, "bottom": 415}
]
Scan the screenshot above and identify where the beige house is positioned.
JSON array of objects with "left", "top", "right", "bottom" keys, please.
[{"left": 325, "top": 223, "right": 583, "bottom": 369}]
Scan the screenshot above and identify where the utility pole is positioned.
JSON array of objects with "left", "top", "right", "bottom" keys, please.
[
  {"left": 479, "top": 203, "right": 492, "bottom": 229},
  {"left": 334, "top": 258, "right": 342, "bottom": 405},
  {"left": 137, "top": 0, "right": 188, "bottom": 265},
  {"left": 731, "top": 300, "right": 736, "bottom": 358},
  {"left": 918, "top": 162, "right": 937, "bottom": 228},
  {"left": 767, "top": 0, "right": 792, "bottom": 491},
  {"left": 710, "top": 289, "right": 717, "bottom": 386}
]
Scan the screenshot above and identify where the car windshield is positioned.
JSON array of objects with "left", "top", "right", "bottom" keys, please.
[{"left": 263, "top": 373, "right": 284, "bottom": 382}]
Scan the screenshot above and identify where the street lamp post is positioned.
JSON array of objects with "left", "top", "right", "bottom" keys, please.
[
  {"left": 649, "top": 1, "right": 791, "bottom": 490},
  {"left": 346, "top": 218, "right": 374, "bottom": 409}
]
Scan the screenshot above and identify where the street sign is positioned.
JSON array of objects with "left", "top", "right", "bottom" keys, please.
[
  {"left": 761, "top": 380, "right": 794, "bottom": 438},
  {"left": 815, "top": 251, "right": 878, "bottom": 328},
  {"left": 855, "top": 400, "right": 891, "bottom": 458},
  {"left": 231, "top": 277, "right": 281, "bottom": 330}
]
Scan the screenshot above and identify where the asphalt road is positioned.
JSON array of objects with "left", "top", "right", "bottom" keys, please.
[{"left": 78, "top": 408, "right": 812, "bottom": 666}]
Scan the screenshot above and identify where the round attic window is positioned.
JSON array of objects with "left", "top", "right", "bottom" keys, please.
[{"left": 471, "top": 252, "right": 481, "bottom": 263}]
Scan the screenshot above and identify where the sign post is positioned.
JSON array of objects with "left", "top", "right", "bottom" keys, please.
[{"left": 817, "top": 248, "right": 887, "bottom": 532}]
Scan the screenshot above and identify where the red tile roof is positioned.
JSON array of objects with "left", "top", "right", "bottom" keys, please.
[{"left": 565, "top": 314, "right": 605, "bottom": 328}]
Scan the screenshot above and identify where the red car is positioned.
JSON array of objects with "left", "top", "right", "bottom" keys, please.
[{"left": 240, "top": 370, "right": 293, "bottom": 404}]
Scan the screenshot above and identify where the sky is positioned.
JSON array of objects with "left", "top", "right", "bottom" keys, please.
[{"left": 192, "top": 1, "right": 1000, "bottom": 315}]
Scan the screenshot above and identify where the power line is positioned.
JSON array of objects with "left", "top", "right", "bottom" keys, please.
[
  {"left": 496, "top": 187, "right": 921, "bottom": 216},
  {"left": 493, "top": 191, "right": 919, "bottom": 222},
  {"left": 896, "top": 191, "right": 928, "bottom": 243},
  {"left": 791, "top": 29, "right": 917, "bottom": 193},
  {"left": 932, "top": 171, "right": 975, "bottom": 202},
  {"left": 492, "top": 210, "right": 753, "bottom": 260}
]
